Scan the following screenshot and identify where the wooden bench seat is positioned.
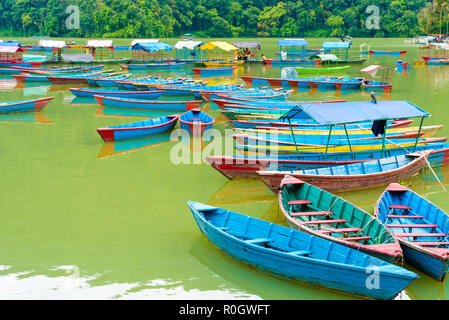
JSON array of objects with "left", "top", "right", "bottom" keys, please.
[
  {"left": 319, "top": 227, "right": 361, "bottom": 235},
  {"left": 390, "top": 205, "right": 412, "bottom": 210},
  {"left": 288, "top": 200, "right": 312, "bottom": 206},
  {"left": 387, "top": 224, "right": 439, "bottom": 228},
  {"left": 287, "top": 250, "right": 312, "bottom": 256},
  {"left": 344, "top": 236, "right": 372, "bottom": 241},
  {"left": 413, "top": 242, "right": 449, "bottom": 246},
  {"left": 290, "top": 211, "right": 331, "bottom": 217},
  {"left": 396, "top": 233, "right": 447, "bottom": 238},
  {"left": 303, "top": 219, "right": 346, "bottom": 225},
  {"left": 245, "top": 238, "right": 274, "bottom": 245},
  {"left": 387, "top": 215, "right": 424, "bottom": 219}
]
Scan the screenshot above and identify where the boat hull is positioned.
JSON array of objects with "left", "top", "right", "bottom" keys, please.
[
  {"left": 257, "top": 152, "right": 429, "bottom": 194},
  {"left": 0, "top": 97, "right": 54, "bottom": 114}
]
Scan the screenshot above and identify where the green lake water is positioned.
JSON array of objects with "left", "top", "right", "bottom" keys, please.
[{"left": 0, "top": 37, "right": 448, "bottom": 299}]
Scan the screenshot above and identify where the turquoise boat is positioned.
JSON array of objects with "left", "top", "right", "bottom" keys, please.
[
  {"left": 94, "top": 95, "right": 203, "bottom": 112},
  {"left": 187, "top": 201, "right": 418, "bottom": 300},
  {"left": 69, "top": 88, "right": 165, "bottom": 100}
]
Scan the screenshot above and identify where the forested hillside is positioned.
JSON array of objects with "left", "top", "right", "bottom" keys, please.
[{"left": 0, "top": 0, "right": 445, "bottom": 38}]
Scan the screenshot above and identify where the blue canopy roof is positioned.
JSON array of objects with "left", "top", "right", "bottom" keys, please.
[
  {"left": 322, "top": 41, "right": 351, "bottom": 49},
  {"left": 278, "top": 39, "right": 308, "bottom": 47},
  {"left": 280, "top": 101, "right": 430, "bottom": 125},
  {"left": 0, "top": 40, "right": 21, "bottom": 47},
  {"left": 132, "top": 42, "right": 172, "bottom": 52}
]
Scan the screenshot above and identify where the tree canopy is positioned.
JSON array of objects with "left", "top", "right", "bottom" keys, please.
[{"left": 0, "top": 0, "right": 445, "bottom": 38}]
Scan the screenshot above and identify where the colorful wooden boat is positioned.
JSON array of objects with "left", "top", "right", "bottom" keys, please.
[
  {"left": 87, "top": 75, "right": 131, "bottom": 87},
  {"left": 94, "top": 95, "right": 203, "bottom": 112},
  {"left": 206, "top": 90, "right": 293, "bottom": 102},
  {"left": 179, "top": 109, "right": 215, "bottom": 135},
  {"left": 258, "top": 151, "right": 430, "bottom": 194},
  {"left": 187, "top": 201, "right": 417, "bottom": 299},
  {"left": 0, "top": 97, "right": 54, "bottom": 114},
  {"left": 205, "top": 143, "right": 449, "bottom": 180},
  {"left": 127, "top": 62, "right": 186, "bottom": 70},
  {"left": 278, "top": 176, "right": 403, "bottom": 263},
  {"left": 425, "top": 59, "right": 449, "bottom": 65},
  {"left": 0, "top": 68, "right": 24, "bottom": 75},
  {"left": 362, "top": 80, "right": 393, "bottom": 92},
  {"left": 96, "top": 114, "right": 179, "bottom": 142},
  {"left": 307, "top": 78, "right": 363, "bottom": 90},
  {"left": 263, "top": 58, "right": 319, "bottom": 66},
  {"left": 240, "top": 76, "right": 339, "bottom": 88},
  {"left": 47, "top": 72, "right": 118, "bottom": 84},
  {"left": 12, "top": 74, "right": 50, "bottom": 82},
  {"left": 202, "top": 61, "right": 244, "bottom": 67},
  {"left": 369, "top": 50, "right": 407, "bottom": 56},
  {"left": 375, "top": 183, "right": 449, "bottom": 281},
  {"left": 212, "top": 96, "right": 347, "bottom": 109},
  {"left": 192, "top": 66, "right": 236, "bottom": 76},
  {"left": 69, "top": 88, "right": 165, "bottom": 100},
  {"left": 295, "top": 66, "right": 350, "bottom": 74}
]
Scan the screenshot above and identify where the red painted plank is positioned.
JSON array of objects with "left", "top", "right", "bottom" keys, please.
[
  {"left": 288, "top": 200, "right": 312, "bottom": 206},
  {"left": 344, "top": 236, "right": 372, "bottom": 241},
  {"left": 396, "top": 233, "right": 447, "bottom": 237},
  {"left": 387, "top": 224, "right": 438, "bottom": 228},
  {"left": 290, "top": 211, "right": 331, "bottom": 217},
  {"left": 387, "top": 215, "right": 424, "bottom": 219},
  {"left": 303, "top": 219, "right": 346, "bottom": 225},
  {"left": 319, "top": 228, "right": 361, "bottom": 235},
  {"left": 390, "top": 205, "right": 412, "bottom": 210}
]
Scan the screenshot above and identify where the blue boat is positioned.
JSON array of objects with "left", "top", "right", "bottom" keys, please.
[
  {"left": 307, "top": 78, "right": 363, "bottom": 90},
  {"left": 375, "top": 183, "right": 449, "bottom": 281},
  {"left": 193, "top": 66, "right": 236, "bottom": 77},
  {"left": 128, "top": 62, "right": 186, "bottom": 70},
  {"left": 187, "top": 201, "right": 418, "bottom": 300},
  {"left": 94, "top": 95, "right": 203, "bottom": 112},
  {"left": 97, "top": 114, "right": 179, "bottom": 142},
  {"left": 0, "top": 68, "right": 23, "bottom": 75},
  {"left": 87, "top": 75, "right": 131, "bottom": 87},
  {"left": 0, "top": 97, "right": 54, "bottom": 114},
  {"left": 179, "top": 109, "right": 215, "bottom": 135},
  {"left": 69, "top": 88, "right": 164, "bottom": 100},
  {"left": 207, "top": 89, "right": 293, "bottom": 102}
]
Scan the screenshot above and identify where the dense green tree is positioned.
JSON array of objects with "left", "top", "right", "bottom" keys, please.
[{"left": 0, "top": 0, "right": 443, "bottom": 38}]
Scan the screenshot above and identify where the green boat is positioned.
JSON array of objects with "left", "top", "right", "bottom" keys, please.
[{"left": 296, "top": 65, "right": 350, "bottom": 74}]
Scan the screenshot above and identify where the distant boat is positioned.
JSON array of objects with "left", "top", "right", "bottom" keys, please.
[
  {"left": 187, "top": 201, "right": 418, "bottom": 300},
  {"left": 127, "top": 62, "right": 186, "bottom": 70},
  {"left": 179, "top": 109, "right": 215, "bottom": 135},
  {"left": 94, "top": 95, "right": 203, "bottom": 112},
  {"left": 295, "top": 66, "right": 350, "bottom": 74},
  {"left": 192, "top": 66, "right": 236, "bottom": 76},
  {"left": 69, "top": 88, "right": 164, "bottom": 100},
  {"left": 97, "top": 114, "right": 179, "bottom": 142},
  {"left": 369, "top": 50, "right": 407, "bottom": 56},
  {"left": 0, "top": 97, "right": 54, "bottom": 114}
]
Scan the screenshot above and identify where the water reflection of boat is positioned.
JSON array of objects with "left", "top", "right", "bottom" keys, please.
[
  {"left": 95, "top": 106, "right": 181, "bottom": 118},
  {"left": 207, "top": 180, "right": 274, "bottom": 206},
  {"left": 0, "top": 79, "right": 18, "bottom": 90},
  {"left": 0, "top": 112, "right": 52, "bottom": 124},
  {"left": 97, "top": 132, "right": 173, "bottom": 158},
  {"left": 188, "top": 236, "right": 356, "bottom": 300}
]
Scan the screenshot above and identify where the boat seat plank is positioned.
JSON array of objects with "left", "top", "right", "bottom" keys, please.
[
  {"left": 303, "top": 219, "right": 346, "bottom": 225},
  {"left": 344, "top": 236, "right": 372, "bottom": 241},
  {"left": 245, "top": 238, "right": 274, "bottom": 244},
  {"left": 288, "top": 250, "right": 312, "bottom": 256},
  {"left": 396, "top": 233, "right": 447, "bottom": 238},
  {"left": 390, "top": 205, "right": 412, "bottom": 210},
  {"left": 288, "top": 200, "right": 312, "bottom": 206},
  {"left": 319, "top": 227, "right": 361, "bottom": 235},
  {"left": 413, "top": 242, "right": 449, "bottom": 246},
  {"left": 291, "top": 211, "right": 331, "bottom": 217},
  {"left": 387, "top": 215, "right": 424, "bottom": 219},
  {"left": 387, "top": 224, "right": 439, "bottom": 228}
]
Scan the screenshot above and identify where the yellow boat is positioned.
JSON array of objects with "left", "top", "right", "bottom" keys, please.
[
  {"left": 236, "top": 140, "right": 431, "bottom": 155},
  {"left": 203, "top": 60, "right": 244, "bottom": 67},
  {"left": 235, "top": 125, "right": 443, "bottom": 139}
]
